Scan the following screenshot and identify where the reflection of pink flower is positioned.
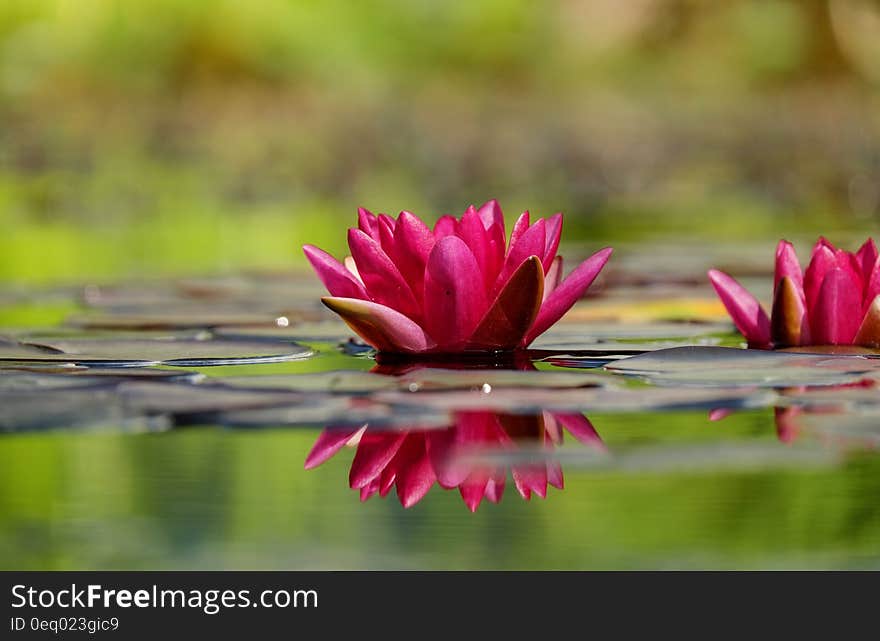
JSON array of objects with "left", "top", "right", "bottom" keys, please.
[
  {"left": 304, "top": 200, "right": 612, "bottom": 354},
  {"left": 710, "top": 378, "right": 878, "bottom": 444},
  {"left": 709, "top": 237, "right": 880, "bottom": 349},
  {"left": 304, "top": 411, "right": 604, "bottom": 511},
  {"left": 709, "top": 406, "right": 800, "bottom": 444}
]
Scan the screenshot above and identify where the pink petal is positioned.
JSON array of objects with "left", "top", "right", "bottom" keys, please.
[
  {"left": 856, "top": 238, "right": 878, "bottom": 282},
  {"left": 813, "top": 236, "right": 837, "bottom": 253},
  {"left": 379, "top": 464, "right": 397, "bottom": 497},
  {"left": 378, "top": 216, "right": 397, "bottom": 261},
  {"left": 809, "top": 267, "right": 862, "bottom": 344},
  {"left": 357, "top": 207, "right": 379, "bottom": 241},
  {"left": 322, "top": 297, "right": 435, "bottom": 353},
  {"left": 468, "top": 255, "right": 543, "bottom": 350},
  {"left": 349, "top": 431, "right": 407, "bottom": 489},
  {"left": 394, "top": 435, "right": 436, "bottom": 508},
  {"left": 476, "top": 198, "right": 505, "bottom": 234},
  {"left": 774, "top": 407, "right": 800, "bottom": 444},
  {"left": 547, "top": 459, "right": 564, "bottom": 490},
  {"left": 433, "top": 215, "right": 456, "bottom": 238},
  {"left": 392, "top": 211, "right": 435, "bottom": 301},
  {"left": 554, "top": 413, "right": 606, "bottom": 451},
  {"left": 424, "top": 236, "right": 489, "bottom": 351},
  {"left": 707, "top": 269, "right": 772, "bottom": 348},
  {"left": 507, "top": 211, "right": 530, "bottom": 253},
  {"left": 804, "top": 243, "right": 837, "bottom": 311},
  {"left": 378, "top": 213, "right": 396, "bottom": 233},
  {"left": 542, "top": 213, "right": 563, "bottom": 272},
  {"left": 525, "top": 247, "right": 613, "bottom": 345},
  {"left": 485, "top": 222, "right": 507, "bottom": 287},
  {"left": 303, "top": 245, "right": 370, "bottom": 300},
  {"left": 347, "top": 228, "right": 421, "bottom": 321},
  {"left": 455, "top": 205, "right": 494, "bottom": 291},
  {"left": 774, "top": 240, "right": 803, "bottom": 294},
  {"left": 864, "top": 256, "right": 880, "bottom": 312},
  {"left": 708, "top": 408, "right": 733, "bottom": 422},
  {"left": 359, "top": 478, "right": 380, "bottom": 501},
  {"left": 543, "top": 256, "right": 563, "bottom": 302},
  {"left": 495, "top": 218, "right": 546, "bottom": 293},
  {"left": 473, "top": 200, "right": 508, "bottom": 286},
  {"left": 426, "top": 428, "right": 465, "bottom": 488},
  {"left": 484, "top": 472, "right": 505, "bottom": 503},
  {"left": 542, "top": 412, "right": 563, "bottom": 445},
  {"left": 431, "top": 412, "right": 497, "bottom": 488},
  {"left": 304, "top": 426, "right": 364, "bottom": 469},
  {"left": 459, "top": 472, "right": 491, "bottom": 512},
  {"left": 512, "top": 463, "right": 547, "bottom": 500}
]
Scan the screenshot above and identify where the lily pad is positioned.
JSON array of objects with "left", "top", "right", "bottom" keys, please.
[
  {"left": 532, "top": 321, "right": 728, "bottom": 343},
  {"left": 216, "top": 403, "right": 450, "bottom": 430},
  {"left": 605, "top": 346, "right": 880, "bottom": 388},
  {"left": 66, "top": 311, "right": 288, "bottom": 331},
  {"left": 371, "top": 385, "right": 776, "bottom": 414},
  {"left": 116, "top": 381, "right": 309, "bottom": 417},
  {"left": 217, "top": 368, "right": 609, "bottom": 394},
  {"left": 0, "top": 389, "right": 168, "bottom": 432},
  {"left": 790, "top": 411, "right": 880, "bottom": 448},
  {"left": 779, "top": 385, "right": 880, "bottom": 411},
  {"left": 463, "top": 440, "right": 838, "bottom": 473},
  {"left": 14, "top": 337, "right": 314, "bottom": 367},
  {"left": 213, "top": 322, "right": 349, "bottom": 343},
  {"left": 0, "top": 368, "right": 202, "bottom": 392}
]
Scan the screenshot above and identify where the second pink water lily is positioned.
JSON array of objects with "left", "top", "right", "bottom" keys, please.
[
  {"left": 709, "top": 237, "right": 880, "bottom": 349},
  {"left": 304, "top": 200, "right": 612, "bottom": 354}
]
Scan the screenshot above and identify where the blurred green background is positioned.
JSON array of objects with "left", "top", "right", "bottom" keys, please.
[{"left": 1, "top": 0, "right": 879, "bottom": 283}]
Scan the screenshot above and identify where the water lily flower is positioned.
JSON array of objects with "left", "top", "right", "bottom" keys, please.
[
  {"left": 303, "top": 200, "right": 612, "bottom": 354},
  {"left": 304, "top": 410, "right": 604, "bottom": 511},
  {"left": 708, "top": 237, "right": 880, "bottom": 349}
]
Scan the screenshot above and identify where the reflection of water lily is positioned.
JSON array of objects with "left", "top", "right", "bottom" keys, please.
[
  {"left": 709, "top": 406, "right": 801, "bottom": 444},
  {"left": 710, "top": 378, "right": 877, "bottom": 444},
  {"left": 303, "top": 200, "right": 612, "bottom": 354},
  {"left": 709, "top": 237, "right": 880, "bottom": 349},
  {"left": 304, "top": 411, "right": 603, "bottom": 511}
]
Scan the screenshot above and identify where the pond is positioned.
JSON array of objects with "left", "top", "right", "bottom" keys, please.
[{"left": 2, "top": 243, "right": 880, "bottom": 570}]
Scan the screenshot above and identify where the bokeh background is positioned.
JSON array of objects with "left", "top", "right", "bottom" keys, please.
[{"left": 1, "top": 0, "right": 880, "bottom": 283}]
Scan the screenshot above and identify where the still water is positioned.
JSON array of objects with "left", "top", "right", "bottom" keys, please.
[{"left": 2, "top": 247, "right": 880, "bottom": 569}]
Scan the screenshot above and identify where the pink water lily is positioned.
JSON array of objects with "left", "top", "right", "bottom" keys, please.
[
  {"left": 708, "top": 237, "right": 880, "bottom": 349},
  {"left": 303, "top": 200, "right": 612, "bottom": 353},
  {"left": 304, "top": 410, "right": 604, "bottom": 511}
]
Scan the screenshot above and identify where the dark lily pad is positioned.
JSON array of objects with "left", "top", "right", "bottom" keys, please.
[
  {"left": 16, "top": 337, "right": 314, "bottom": 367},
  {"left": 371, "top": 385, "right": 775, "bottom": 414},
  {"left": 212, "top": 322, "right": 349, "bottom": 343},
  {"left": 218, "top": 368, "right": 608, "bottom": 394},
  {"left": 529, "top": 338, "right": 720, "bottom": 353},
  {"left": 66, "top": 311, "right": 288, "bottom": 331},
  {"left": 779, "top": 345, "right": 880, "bottom": 356},
  {"left": 0, "top": 368, "right": 202, "bottom": 392},
  {"left": 531, "top": 321, "right": 728, "bottom": 343},
  {"left": 0, "top": 389, "right": 169, "bottom": 433},
  {"left": 218, "top": 372, "right": 401, "bottom": 393},
  {"left": 116, "top": 381, "right": 309, "bottom": 416},
  {"left": 779, "top": 385, "right": 880, "bottom": 411},
  {"left": 216, "top": 402, "right": 450, "bottom": 429},
  {"left": 463, "top": 440, "right": 838, "bottom": 473},
  {"left": 791, "top": 411, "right": 880, "bottom": 448},
  {"left": 605, "top": 346, "right": 880, "bottom": 387}
]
